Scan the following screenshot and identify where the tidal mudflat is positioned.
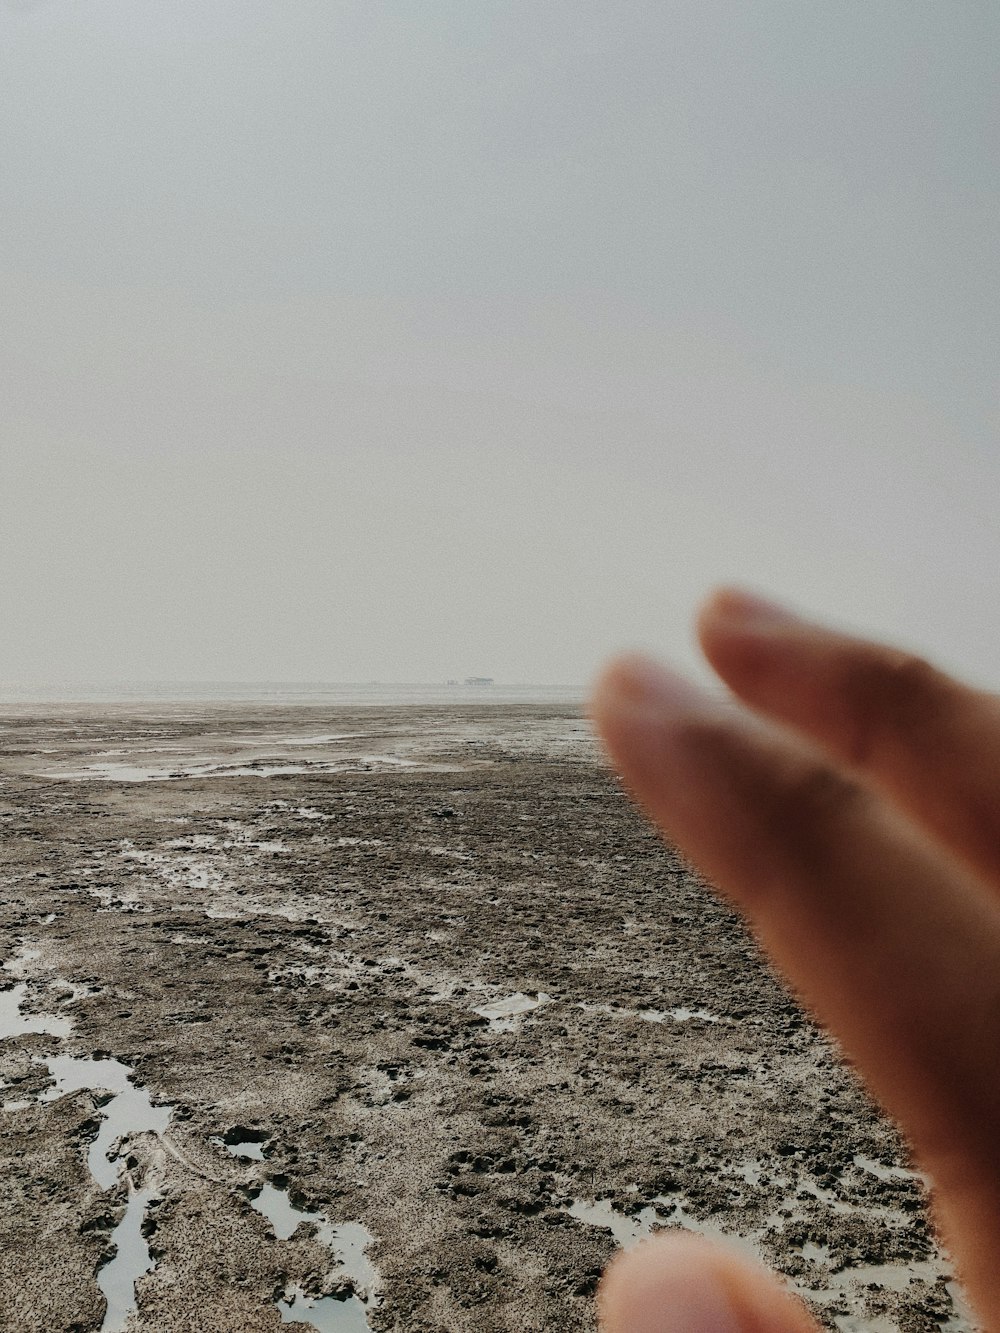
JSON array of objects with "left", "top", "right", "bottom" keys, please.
[{"left": 0, "top": 703, "right": 970, "bottom": 1331}]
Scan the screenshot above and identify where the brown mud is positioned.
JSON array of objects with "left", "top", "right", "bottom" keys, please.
[{"left": 0, "top": 705, "right": 971, "bottom": 1332}]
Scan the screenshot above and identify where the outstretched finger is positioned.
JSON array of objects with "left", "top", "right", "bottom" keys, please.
[
  {"left": 590, "top": 656, "right": 1000, "bottom": 1329},
  {"left": 598, "top": 1232, "right": 818, "bottom": 1333},
  {"left": 697, "top": 588, "right": 1000, "bottom": 890}
]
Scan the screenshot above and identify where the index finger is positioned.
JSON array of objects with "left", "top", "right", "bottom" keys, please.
[
  {"left": 697, "top": 588, "right": 1000, "bottom": 890},
  {"left": 590, "top": 655, "right": 1000, "bottom": 1330}
]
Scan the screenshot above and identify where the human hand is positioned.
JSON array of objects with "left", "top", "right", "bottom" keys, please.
[{"left": 590, "top": 588, "right": 1000, "bottom": 1333}]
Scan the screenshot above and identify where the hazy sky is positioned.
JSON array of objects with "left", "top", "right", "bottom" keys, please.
[{"left": 3, "top": 2, "right": 998, "bottom": 687}]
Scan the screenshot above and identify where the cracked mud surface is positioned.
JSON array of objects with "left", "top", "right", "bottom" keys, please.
[{"left": 0, "top": 705, "right": 973, "bottom": 1331}]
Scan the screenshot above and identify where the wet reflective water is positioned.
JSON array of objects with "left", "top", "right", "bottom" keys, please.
[
  {"left": 222, "top": 1138, "right": 266, "bottom": 1161},
  {"left": 0, "top": 975, "right": 171, "bottom": 1328},
  {"left": 566, "top": 1198, "right": 654, "bottom": 1247},
  {"left": 566, "top": 1188, "right": 969, "bottom": 1329},
  {"left": 251, "top": 1182, "right": 309, "bottom": 1241},
  {"left": 250, "top": 1181, "right": 378, "bottom": 1331},
  {"left": 98, "top": 1185, "right": 156, "bottom": 1333},
  {"left": 52, "top": 754, "right": 431, "bottom": 783},
  {"left": 0, "top": 982, "right": 72, "bottom": 1041},
  {"left": 854, "top": 1153, "right": 921, "bottom": 1184},
  {"left": 45, "top": 1054, "right": 172, "bottom": 1189},
  {"left": 566, "top": 1194, "right": 761, "bottom": 1263},
  {"left": 278, "top": 1288, "right": 371, "bottom": 1332},
  {"left": 575, "top": 1000, "right": 721, "bottom": 1026},
  {"left": 663, "top": 1006, "right": 719, "bottom": 1023},
  {"left": 472, "top": 991, "right": 549, "bottom": 1031}
]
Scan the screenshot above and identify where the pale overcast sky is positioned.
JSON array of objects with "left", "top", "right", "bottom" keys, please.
[{"left": 2, "top": 2, "right": 998, "bottom": 687}]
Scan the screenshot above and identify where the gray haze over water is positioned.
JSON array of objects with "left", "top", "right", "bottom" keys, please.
[
  {"left": 0, "top": 681, "right": 583, "bottom": 706},
  {"left": 3, "top": 3, "right": 998, "bottom": 692}
]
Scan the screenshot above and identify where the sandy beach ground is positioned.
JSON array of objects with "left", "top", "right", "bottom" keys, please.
[{"left": 0, "top": 704, "right": 971, "bottom": 1332}]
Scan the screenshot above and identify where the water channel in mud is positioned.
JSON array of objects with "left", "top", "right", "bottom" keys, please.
[
  {"left": 98, "top": 1185, "right": 157, "bottom": 1332},
  {"left": 0, "top": 973, "right": 171, "bottom": 1330},
  {"left": 250, "top": 1180, "right": 378, "bottom": 1331}
]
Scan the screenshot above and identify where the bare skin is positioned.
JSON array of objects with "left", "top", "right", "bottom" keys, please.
[{"left": 590, "top": 588, "right": 1000, "bottom": 1333}]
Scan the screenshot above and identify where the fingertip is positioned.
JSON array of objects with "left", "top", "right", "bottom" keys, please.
[
  {"left": 590, "top": 653, "right": 705, "bottom": 725},
  {"left": 588, "top": 655, "right": 716, "bottom": 805},
  {"left": 598, "top": 1234, "right": 736, "bottom": 1333},
  {"left": 587, "top": 654, "right": 650, "bottom": 763},
  {"left": 590, "top": 652, "right": 667, "bottom": 712},
  {"left": 698, "top": 587, "right": 802, "bottom": 646},
  {"left": 598, "top": 1233, "right": 817, "bottom": 1333},
  {"left": 695, "top": 590, "right": 809, "bottom": 701}
]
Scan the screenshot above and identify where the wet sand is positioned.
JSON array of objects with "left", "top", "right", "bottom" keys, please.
[{"left": 0, "top": 704, "right": 970, "bottom": 1332}]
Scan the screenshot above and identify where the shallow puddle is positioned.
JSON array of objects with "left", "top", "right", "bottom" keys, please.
[
  {"left": 219, "top": 1138, "right": 267, "bottom": 1162},
  {"left": 567, "top": 1187, "right": 971, "bottom": 1332},
  {"left": 51, "top": 760, "right": 319, "bottom": 782},
  {"left": 3, "top": 946, "right": 43, "bottom": 979},
  {"left": 663, "top": 1006, "right": 719, "bottom": 1023},
  {"left": 278, "top": 1288, "right": 371, "bottom": 1332},
  {"left": 251, "top": 1182, "right": 305, "bottom": 1239},
  {"left": 472, "top": 992, "right": 549, "bottom": 1031},
  {"left": 733, "top": 1158, "right": 769, "bottom": 1188},
  {"left": 0, "top": 977, "right": 171, "bottom": 1327},
  {"left": 576, "top": 1000, "right": 721, "bottom": 1026},
  {"left": 49, "top": 751, "right": 432, "bottom": 782},
  {"left": 853, "top": 1153, "right": 920, "bottom": 1184},
  {"left": 0, "top": 983, "right": 72, "bottom": 1041},
  {"left": 250, "top": 1181, "right": 378, "bottom": 1330},
  {"left": 45, "top": 1054, "right": 172, "bottom": 1189},
  {"left": 566, "top": 1198, "right": 655, "bottom": 1247},
  {"left": 567, "top": 1192, "right": 762, "bottom": 1263},
  {"left": 98, "top": 1185, "right": 156, "bottom": 1333}
]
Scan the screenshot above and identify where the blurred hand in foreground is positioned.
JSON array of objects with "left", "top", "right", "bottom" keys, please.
[{"left": 590, "top": 588, "right": 1000, "bottom": 1333}]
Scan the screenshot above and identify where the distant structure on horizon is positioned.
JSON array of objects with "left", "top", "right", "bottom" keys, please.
[{"left": 463, "top": 677, "right": 494, "bottom": 687}]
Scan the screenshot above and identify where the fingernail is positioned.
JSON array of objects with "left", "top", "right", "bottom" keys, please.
[{"left": 707, "top": 588, "right": 801, "bottom": 631}]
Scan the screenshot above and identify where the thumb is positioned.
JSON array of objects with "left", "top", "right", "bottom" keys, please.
[{"left": 598, "top": 1233, "right": 819, "bottom": 1333}]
